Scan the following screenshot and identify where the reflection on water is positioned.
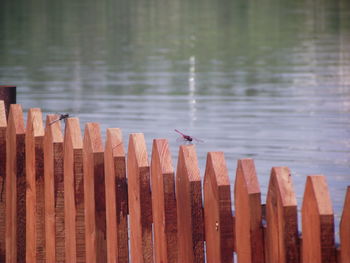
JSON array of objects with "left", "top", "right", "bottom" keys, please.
[{"left": 1, "top": 0, "right": 350, "bottom": 238}]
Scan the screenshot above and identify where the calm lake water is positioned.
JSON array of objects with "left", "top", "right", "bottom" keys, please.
[{"left": 1, "top": 0, "right": 349, "bottom": 238}]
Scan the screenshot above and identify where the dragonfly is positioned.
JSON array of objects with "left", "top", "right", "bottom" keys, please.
[
  {"left": 49, "top": 113, "right": 70, "bottom": 125},
  {"left": 174, "top": 129, "right": 204, "bottom": 144}
]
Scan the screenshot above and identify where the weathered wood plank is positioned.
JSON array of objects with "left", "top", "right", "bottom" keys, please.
[
  {"left": 64, "top": 118, "right": 85, "bottom": 263},
  {"left": 44, "top": 114, "right": 65, "bottom": 263},
  {"left": 340, "top": 186, "right": 350, "bottom": 263},
  {"left": 234, "top": 159, "right": 264, "bottom": 263},
  {"left": 176, "top": 145, "right": 204, "bottom": 263},
  {"left": 83, "top": 123, "right": 106, "bottom": 263},
  {"left": 0, "top": 101, "right": 6, "bottom": 263},
  {"left": 127, "top": 133, "right": 153, "bottom": 263},
  {"left": 204, "top": 152, "right": 233, "bottom": 263},
  {"left": 151, "top": 139, "right": 177, "bottom": 263},
  {"left": 104, "top": 128, "right": 128, "bottom": 263},
  {"left": 25, "top": 108, "right": 45, "bottom": 262},
  {"left": 5, "top": 104, "right": 26, "bottom": 263},
  {"left": 302, "top": 175, "right": 336, "bottom": 263},
  {"left": 265, "top": 167, "right": 299, "bottom": 263}
]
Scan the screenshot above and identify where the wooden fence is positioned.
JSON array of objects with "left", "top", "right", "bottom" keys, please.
[{"left": 0, "top": 102, "right": 349, "bottom": 263}]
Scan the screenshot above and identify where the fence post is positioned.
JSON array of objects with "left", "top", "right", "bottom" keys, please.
[
  {"left": 204, "top": 152, "right": 233, "bottom": 263},
  {"left": 340, "top": 186, "right": 350, "bottom": 263},
  {"left": 5, "top": 104, "right": 26, "bottom": 263},
  {"left": 127, "top": 133, "right": 153, "bottom": 263},
  {"left": 234, "top": 159, "right": 264, "bottom": 263},
  {"left": 302, "top": 175, "right": 336, "bottom": 263},
  {"left": 63, "top": 118, "right": 85, "bottom": 263},
  {"left": 265, "top": 167, "right": 299, "bottom": 263},
  {"left": 44, "top": 114, "right": 65, "bottom": 263},
  {"left": 176, "top": 145, "right": 204, "bottom": 263},
  {"left": 104, "top": 128, "right": 128, "bottom": 263},
  {"left": 25, "top": 108, "right": 45, "bottom": 262},
  {"left": 0, "top": 86, "right": 16, "bottom": 119},
  {"left": 0, "top": 101, "right": 6, "bottom": 263},
  {"left": 151, "top": 139, "right": 177, "bottom": 263},
  {"left": 83, "top": 123, "right": 106, "bottom": 263}
]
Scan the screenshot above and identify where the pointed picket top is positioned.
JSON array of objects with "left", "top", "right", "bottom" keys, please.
[
  {"left": 234, "top": 159, "right": 264, "bottom": 263},
  {"left": 0, "top": 101, "right": 7, "bottom": 262},
  {"left": 176, "top": 144, "right": 204, "bottom": 263},
  {"left": 204, "top": 152, "right": 233, "bottom": 263},
  {"left": 340, "top": 186, "right": 350, "bottom": 263},
  {"left": 64, "top": 117, "right": 85, "bottom": 263},
  {"left": 151, "top": 139, "right": 177, "bottom": 263},
  {"left": 25, "top": 108, "right": 45, "bottom": 262},
  {"left": 44, "top": 114, "right": 65, "bottom": 263},
  {"left": 83, "top": 122, "right": 106, "bottom": 263},
  {"left": 6, "top": 104, "right": 26, "bottom": 263},
  {"left": 105, "top": 128, "right": 128, "bottom": 263},
  {"left": 302, "top": 175, "right": 336, "bottom": 263},
  {"left": 127, "top": 133, "right": 153, "bottom": 263},
  {"left": 265, "top": 167, "right": 299, "bottom": 263}
]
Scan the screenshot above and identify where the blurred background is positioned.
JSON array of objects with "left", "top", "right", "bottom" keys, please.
[{"left": 1, "top": 0, "right": 349, "bottom": 239}]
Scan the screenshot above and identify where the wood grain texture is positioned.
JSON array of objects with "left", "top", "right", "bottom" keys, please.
[
  {"left": 5, "top": 104, "right": 26, "bottom": 263},
  {"left": 44, "top": 114, "right": 65, "bottom": 263},
  {"left": 25, "top": 108, "right": 45, "bottom": 262},
  {"left": 151, "top": 139, "right": 177, "bottom": 263},
  {"left": 265, "top": 167, "right": 299, "bottom": 263},
  {"left": 83, "top": 123, "right": 106, "bottom": 263},
  {"left": 64, "top": 118, "right": 85, "bottom": 263},
  {"left": 176, "top": 145, "right": 204, "bottom": 263},
  {"left": 127, "top": 133, "right": 153, "bottom": 263},
  {"left": 340, "top": 186, "right": 350, "bottom": 263},
  {"left": 302, "top": 175, "right": 336, "bottom": 263},
  {"left": 104, "top": 128, "right": 128, "bottom": 263},
  {"left": 234, "top": 159, "right": 264, "bottom": 263},
  {"left": 204, "top": 152, "right": 233, "bottom": 263},
  {"left": 0, "top": 101, "right": 6, "bottom": 263}
]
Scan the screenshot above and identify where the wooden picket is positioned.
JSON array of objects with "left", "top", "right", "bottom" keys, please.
[
  {"left": 63, "top": 118, "right": 85, "bottom": 263},
  {"left": 6, "top": 104, "right": 26, "bottom": 263},
  {"left": 127, "top": 133, "right": 153, "bottom": 263},
  {"left": 0, "top": 102, "right": 349, "bottom": 263},
  {"left": 83, "top": 123, "right": 106, "bottom": 263},
  {"left": 204, "top": 152, "right": 233, "bottom": 263},
  {"left": 104, "top": 128, "right": 128, "bottom": 263},
  {"left": 176, "top": 145, "right": 204, "bottom": 263},
  {"left": 340, "top": 186, "right": 350, "bottom": 263},
  {"left": 234, "top": 159, "right": 264, "bottom": 263},
  {"left": 0, "top": 101, "right": 6, "bottom": 262},
  {"left": 302, "top": 175, "right": 337, "bottom": 263},
  {"left": 44, "top": 114, "right": 65, "bottom": 263},
  {"left": 25, "top": 108, "right": 45, "bottom": 262},
  {"left": 151, "top": 139, "right": 177, "bottom": 263}
]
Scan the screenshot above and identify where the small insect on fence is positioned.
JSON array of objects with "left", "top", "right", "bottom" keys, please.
[{"left": 0, "top": 101, "right": 349, "bottom": 263}]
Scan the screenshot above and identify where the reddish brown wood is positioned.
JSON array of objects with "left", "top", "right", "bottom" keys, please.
[
  {"left": 234, "top": 159, "right": 264, "bottom": 263},
  {"left": 151, "top": 139, "right": 177, "bottom": 263},
  {"left": 176, "top": 145, "right": 204, "bottom": 263},
  {"left": 25, "top": 108, "right": 45, "bottom": 262},
  {"left": 0, "top": 101, "right": 6, "bottom": 263},
  {"left": 44, "top": 114, "right": 65, "bottom": 263},
  {"left": 0, "top": 86, "right": 16, "bottom": 119},
  {"left": 302, "top": 175, "right": 336, "bottom": 263},
  {"left": 204, "top": 152, "right": 233, "bottom": 263},
  {"left": 5, "top": 104, "right": 26, "bottom": 263},
  {"left": 83, "top": 123, "right": 106, "bottom": 263},
  {"left": 127, "top": 133, "right": 153, "bottom": 263},
  {"left": 265, "top": 167, "right": 299, "bottom": 263},
  {"left": 104, "top": 128, "right": 128, "bottom": 263},
  {"left": 340, "top": 186, "right": 350, "bottom": 263},
  {"left": 63, "top": 118, "right": 85, "bottom": 263}
]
